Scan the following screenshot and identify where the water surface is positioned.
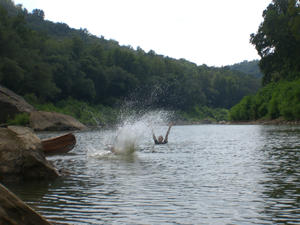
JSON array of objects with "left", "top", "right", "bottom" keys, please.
[{"left": 8, "top": 125, "right": 300, "bottom": 224}]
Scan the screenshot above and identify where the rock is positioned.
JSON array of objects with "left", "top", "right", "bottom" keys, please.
[
  {"left": 30, "top": 111, "right": 87, "bottom": 131},
  {"left": 0, "top": 85, "right": 35, "bottom": 124},
  {"left": 0, "top": 183, "right": 52, "bottom": 225},
  {"left": 0, "top": 126, "right": 59, "bottom": 182},
  {"left": 199, "top": 119, "right": 214, "bottom": 124}
]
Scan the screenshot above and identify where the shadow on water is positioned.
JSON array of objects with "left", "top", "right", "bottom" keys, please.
[{"left": 258, "top": 126, "right": 300, "bottom": 224}]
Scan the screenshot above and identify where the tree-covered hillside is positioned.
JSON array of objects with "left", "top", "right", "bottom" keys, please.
[
  {"left": 0, "top": 0, "right": 261, "bottom": 123},
  {"left": 230, "top": 0, "right": 300, "bottom": 121},
  {"left": 227, "top": 60, "right": 262, "bottom": 78}
]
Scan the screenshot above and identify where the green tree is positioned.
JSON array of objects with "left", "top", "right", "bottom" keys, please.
[
  {"left": 0, "top": 0, "right": 262, "bottom": 116},
  {"left": 31, "top": 9, "right": 44, "bottom": 20},
  {"left": 0, "top": 57, "right": 24, "bottom": 91},
  {"left": 22, "top": 63, "right": 60, "bottom": 100},
  {"left": 251, "top": 0, "right": 300, "bottom": 85}
]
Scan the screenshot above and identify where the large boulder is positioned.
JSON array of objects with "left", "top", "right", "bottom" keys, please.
[
  {"left": 0, "top": 126, "right": 59, "bottom": 182},
  {"left": 0, "top": 183, "right": 52, "bottom": 225},
  {"left": 0, "top": 85, "right": 35, "bottom": 124},
  {"left": 30, "top": 111, "right": 87, "bottom": 131}
]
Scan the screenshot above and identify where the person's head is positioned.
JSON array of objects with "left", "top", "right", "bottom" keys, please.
[{"left": 158, "top": 135, "right": 164, "bottom": 143}]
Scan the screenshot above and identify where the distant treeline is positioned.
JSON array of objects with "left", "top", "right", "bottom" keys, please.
[
  {"left": 0, "top": 0, "right": 261, "bottom": 112},
  {"left": 227, "top": 60, "right": 262, "bottom": 78},
  {"left": 230, "top": 0, "right": 300, "bottom": 121}
]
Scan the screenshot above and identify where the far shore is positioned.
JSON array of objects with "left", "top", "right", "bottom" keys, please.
[{"left": 174, "top": 118, "right": 300, "bottom": 126}]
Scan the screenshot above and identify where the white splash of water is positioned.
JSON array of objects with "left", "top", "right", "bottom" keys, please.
[
  {"left": 87, "top": 144, "right": 112, "bottom": 158},
  {"left": 112, "top": 113, "right": 152, "bottom": 154},
  {"left": 87, "top": 110, "right": 172, "bottom": 158}
]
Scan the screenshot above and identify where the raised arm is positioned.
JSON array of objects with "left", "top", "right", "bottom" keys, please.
[
  {"left": 152, "top": 130, "right": 158, "bottom": 144},
  {"left": 164, "top": 124, "right": 172, "bottom": 143}
]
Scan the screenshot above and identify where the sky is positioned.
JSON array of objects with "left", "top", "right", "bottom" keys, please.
[{"left": 14, "top": 0, "right": 271, "bottom": 67}]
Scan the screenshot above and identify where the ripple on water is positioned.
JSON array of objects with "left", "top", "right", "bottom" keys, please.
[{"left": 6, "top": 125, "right": 300, "bottom": 224}]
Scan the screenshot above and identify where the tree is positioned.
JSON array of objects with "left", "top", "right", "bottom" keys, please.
[
  {"left": 32, "top": 9, "right": 44, "bottom": 20},
  {"left": 106, "top": 66, "right": 138, "bottom": 99},
  {"left": 0, "top": 0, "right": 261, "bottom": 113},
  {"left": 73, "top": 76, "right": 96, "bottom": 101},
  {"left": 22, "top": 63, "right": 60, "bottom": 100},
  {"left": 251, "top": 0, "right": 300, "bottom": 85},
  {"left": 0, "top": 57, "right": 24, "bottom": 91}
]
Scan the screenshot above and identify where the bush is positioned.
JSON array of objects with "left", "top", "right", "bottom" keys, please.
[
  {"left": 279, "top": 81, "right": 300, "bottom": 120},
  {"left": 32, "top": 98, "right": 119, "bottom": 126},
  {"left": 230, "top": 96, "right": 255, "bottom": 121},
  {"left": 7, "top": 113, "right": 30, "bottom": 126},
  {"left": 229, "top": 79, "right": 300, "bottom": 121},
  {"left": 180, "top": 106, "right": 229, "bottom": 122}
]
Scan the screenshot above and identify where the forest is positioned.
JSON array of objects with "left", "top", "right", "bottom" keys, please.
[
  {"left": 230, "top": 0, "right": 300, "bottom": 121},
  {"left": 0, "top": 0, "right": 262, "bottom": 124},
  {"left": 227, "top": 60, "right": 262, "bottom": 78}
]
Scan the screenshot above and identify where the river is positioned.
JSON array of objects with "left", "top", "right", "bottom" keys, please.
[{"left": 7, "top": 124, "right": 300, "bottom": 224}]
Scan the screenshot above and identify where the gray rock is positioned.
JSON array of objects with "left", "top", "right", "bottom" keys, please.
[
  {"left": 30, "top": 111, "right": 87, "bottom": 131},
  {"left": 0, "top": 183, "right": 52, "bottom": 225},
  {"left": 0, "top": 126, "right": 59, "bottom": 182},
  {"left": 0, "top": 85, "right": 35, "bottom": 123}
]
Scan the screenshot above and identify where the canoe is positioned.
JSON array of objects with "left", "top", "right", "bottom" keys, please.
[{"left": 42, "top": 133, "right": 76, "bottom": 155}]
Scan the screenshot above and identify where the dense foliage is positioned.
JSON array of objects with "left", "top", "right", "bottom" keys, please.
[
  {"left": 230, "top": 0, "right": 300, "bottom": 121},
  {"left": 6, "top": 112, "right": 29, "bottom": 126},
  {"left": 0, "top": 0, "right": 261, "bottom": 124},
  {"left": 230, "top": 79, "right": 300, "bottom": 121},
  {"left": 227, "top": 60, "right": 262, "bottom": 78},
  {"left": 250, "top": 0, "right": 300, "bottom": 85},
  {"left": 180, "top": 106, "right": 229, "bottom": 122},
  {"left": 28, "top": 97, "right": 118, "bottom": 126}
]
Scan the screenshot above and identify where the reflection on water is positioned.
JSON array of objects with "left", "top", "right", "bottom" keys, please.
[
  {"left": 6, "top": 125, "right": 300, "bottom": 224},
  {"left": 258, "top": 126, "right": 300, "bottom": 224}
]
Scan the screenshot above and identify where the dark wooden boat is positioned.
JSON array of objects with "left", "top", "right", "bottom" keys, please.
[{"left": 42, "top": 133, "right": 76, "bottom": 155}]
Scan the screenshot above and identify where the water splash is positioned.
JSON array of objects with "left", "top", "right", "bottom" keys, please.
[
  {"left": 112, "top": 110, "right": 171, "bottom": 154},
  {"left": 87, "top": 110, "right": 173, "bottom": 158},
  {"left": 88, "top": 84, "right": 174, "bottom": 158},
  {"left": 87, "top": 144, "right": 112, "bottom": 158}
]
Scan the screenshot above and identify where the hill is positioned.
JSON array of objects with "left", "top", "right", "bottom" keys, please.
[
  {"left": 227, "top": 60, "right": 262, "bottom": 78},
  {"left": 0, "top": 0, "right": 262, "bottom": 123}
]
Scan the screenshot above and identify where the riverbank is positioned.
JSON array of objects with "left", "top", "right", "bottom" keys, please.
[
  {"left": 0, "top": 126, "right": 61, "bottom": 224},
  {"left": 228, "top": 117, "right": 300, "bottom": 125},
  {"left": 174, "top": 117, "right": 300, "bottom": 126}
]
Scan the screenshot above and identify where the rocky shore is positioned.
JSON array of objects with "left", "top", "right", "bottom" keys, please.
[
  {"left": 0, "top": 125, "right": 61, "bottom": 224},
  {"left": 0, "top": 126, "right": 59, "bottom": 182},
  {"left": 30, "top": 110, "right": 87, "bottom": 131},
  {"left": 0, "top": 85, "right": 83, "bottom": 224},
  {"left": 0, "top": 85, "right": 87, "bottom": 131}
]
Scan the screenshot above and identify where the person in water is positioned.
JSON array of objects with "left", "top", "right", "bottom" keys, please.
[{"left": 152, "top": 124, "right": 172, "bottom": 144}]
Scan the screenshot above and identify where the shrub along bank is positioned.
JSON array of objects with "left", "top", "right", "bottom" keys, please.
[{"left": 230, "top": 79, "right": 300, "bottom": 121}]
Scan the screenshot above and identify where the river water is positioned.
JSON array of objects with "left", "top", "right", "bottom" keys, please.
[{"left": 7, "top": 124, "right": 300, "bottom": 224}]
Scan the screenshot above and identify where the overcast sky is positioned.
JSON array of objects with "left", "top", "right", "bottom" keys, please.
[{"left": 14, "top": 0, "right": 271, "bottom": 67}]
